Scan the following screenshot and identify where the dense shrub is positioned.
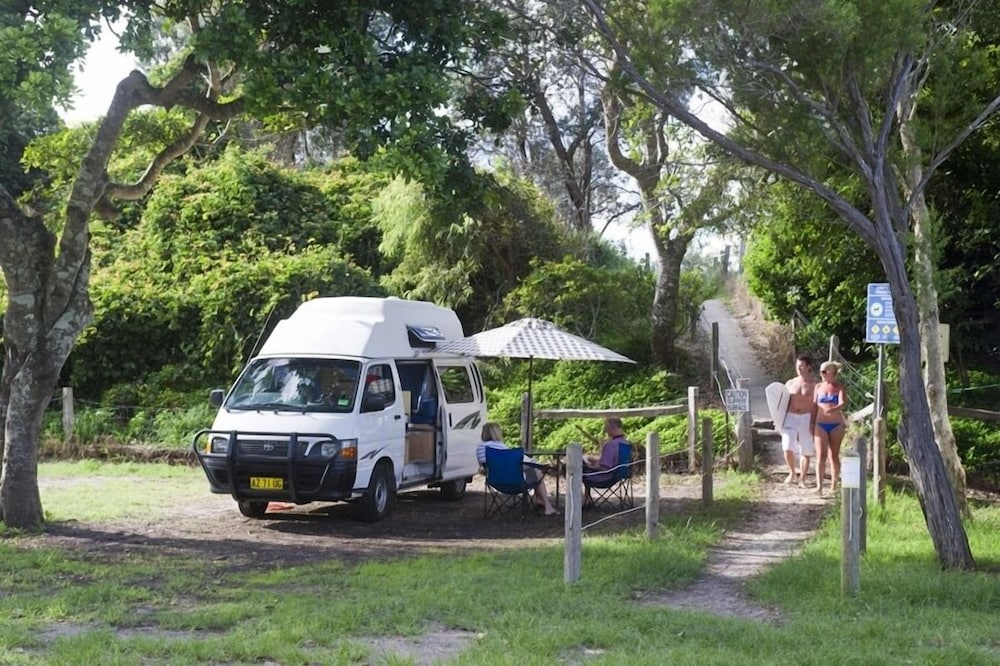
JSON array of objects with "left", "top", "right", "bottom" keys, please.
[
  {"left": 484, "top": 363, "right": 688, "bottom": 451},
  {"left": 74, "top": 244, "right": 383, "bottom": 399},
  {"left": 70, "top": 148, "right": 391, "bottom": 400},
  {"left": 499, "top": 256, "right": 655, "bottom": 366}
]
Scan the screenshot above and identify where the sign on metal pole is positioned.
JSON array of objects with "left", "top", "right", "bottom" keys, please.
[
  {"left": 865, "top": 283, "right": 900, "bottom": 344},
  {"left": 724, "top": 388, "right": 749, "bottom": 414}
]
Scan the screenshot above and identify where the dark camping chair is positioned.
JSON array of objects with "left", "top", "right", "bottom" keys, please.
[
  {"left": 583, "top": 440, "right": 635, "bottom": 511},
  {"left": 483, "top": 446, "right": 533, "bottom": 519}
]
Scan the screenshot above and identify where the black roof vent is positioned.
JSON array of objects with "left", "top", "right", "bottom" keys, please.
[{"left": 407, "top": 324, "right": 446, "bottom": 348}]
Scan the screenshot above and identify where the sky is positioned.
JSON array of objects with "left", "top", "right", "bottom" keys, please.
[
  {"left": 61, "top": 34, "right": 139, "bottom": 126},
  {"left": 63, "top": 37, "right": 735, "bottom": 264}
]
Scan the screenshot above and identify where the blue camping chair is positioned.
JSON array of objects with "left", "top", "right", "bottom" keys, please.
[
  {"left": 483, "top": 446, "right": 533, "bottom": 519},
  {"left": 583, "top": 440, "right": 635, "bottom": 510}
]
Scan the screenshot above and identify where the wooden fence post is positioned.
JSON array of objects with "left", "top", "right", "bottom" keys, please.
[
  {"left": 646, "top": 431, "right": 659, "bottom": 540},
  {"left": 62, "top": 387, "right": 74, "bottom": 443},
  {"left": 702, "top": 417, "right": 713, "bottom": 507},
  {"left": 564, "top": 443, "right": 583, "bottom": 584},
  {"left": 687, "top": 386, "right": 698, "bottom": 472}
]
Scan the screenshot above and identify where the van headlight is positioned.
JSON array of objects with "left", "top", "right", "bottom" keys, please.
[
  {"left": 319, "top": 440, "right": 340, "bottom": 457},
  {"left": 337, "top": 438, "right": 358, "bottom": 460},
  {"left": 210, "top": 436, "right": 230, "bottom": 454}
]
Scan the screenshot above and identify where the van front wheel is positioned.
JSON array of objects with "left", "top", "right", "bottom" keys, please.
[
  {"left": 439, "top": 479, "right": 467, "bottom": 501},
  {"left": 357, "top": 461, "right": 395, "bottom": 522},
  {"left": 237, "top": 500, "right": 268, "bottom": 519}
]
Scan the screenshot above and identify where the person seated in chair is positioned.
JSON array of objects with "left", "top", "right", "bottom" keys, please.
[
  {"left": 582, "top": 417, "right": 629, "bottom": 509},
  {"left": 477, "top": 422, "right": 558, "bottom": 516}
]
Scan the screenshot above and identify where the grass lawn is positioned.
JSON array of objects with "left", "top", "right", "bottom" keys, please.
[{"left": 1, "top": 462, "right": 999, "bottom": 664}]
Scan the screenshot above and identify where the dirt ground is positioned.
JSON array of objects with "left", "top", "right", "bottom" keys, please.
[{"left": 30, "top": 470, "right": 718, "bottom": 568}]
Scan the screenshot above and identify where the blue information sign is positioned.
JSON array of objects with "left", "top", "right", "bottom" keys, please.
[{"left": 866, "top": 283, "right": 900, "bottom": 344}]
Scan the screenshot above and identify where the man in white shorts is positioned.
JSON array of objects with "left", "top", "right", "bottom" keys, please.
[{"left": 782, "top": 355, "right": 816, "bottom": 487}]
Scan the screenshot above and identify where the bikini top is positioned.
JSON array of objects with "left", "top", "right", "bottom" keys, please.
[{"left": 817, "top": 393, "right": 838, "bottom": 405}]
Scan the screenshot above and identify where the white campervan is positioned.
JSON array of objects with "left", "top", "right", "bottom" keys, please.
[{"left": 192, "top": 297, "right": 486, "bottom": 522}]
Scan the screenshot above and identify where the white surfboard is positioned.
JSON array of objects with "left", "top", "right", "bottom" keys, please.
[{"left": 765, "top": 381, "right": 791, "bottom": 430}]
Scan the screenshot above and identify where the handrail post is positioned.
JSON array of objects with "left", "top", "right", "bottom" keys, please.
[
  {"left": 687, "top": 386, "right": 698, "bottom": 472},
  {"left": 702, "top": 417, "right": 713, "bottom": 507}
]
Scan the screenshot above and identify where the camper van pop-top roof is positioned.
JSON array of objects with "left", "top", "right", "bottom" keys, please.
[{"left": 256, "top": 297, "right": 466, "bottom": 359}]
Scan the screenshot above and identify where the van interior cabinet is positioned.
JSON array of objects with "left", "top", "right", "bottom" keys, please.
[{"left": 405, "top": 424, "right": 435, "bottom": 463}]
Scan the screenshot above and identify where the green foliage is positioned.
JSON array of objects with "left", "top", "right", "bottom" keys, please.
[
  {"left": 71, "top": 148, "right": 389, "bottom": 399},
  {"left": 676, "top": 258, "right": 723, "bottom": 336},
  {"left": 374, "top": 170, "right": 571, "bottom": 330},
  {"left": 69, "top": 409, "right": 118, "bottom": 445},
  {"left": 500, "top": 256, "right": 655, "bottom": 365},
  {"left": 43, "top": 401, "right": 217, "bottom": 450},
  {"left": 952, "top": 417, "right": 1000, "bottom": 480},
  {"left": 950, "top": 371, "right": 1000, "bottom": 411},
  {"left": 77, "top": 242, "right": 382, "bottom": 399},
  {"left": 742, "top": 180, "right": 878, "bottom": 351},
  {"left": 139, "top": 147, "right": 346, "bottom": 256},
  {"left": 485, "top": 362, "right": 686, "bottom": 450}
]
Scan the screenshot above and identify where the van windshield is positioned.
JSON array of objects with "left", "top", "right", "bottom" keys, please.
[{"left": 225, "top": 358, "right": 361, "bottom": 413}]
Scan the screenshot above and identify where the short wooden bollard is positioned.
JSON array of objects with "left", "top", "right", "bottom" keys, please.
[
  {"left": 841, "top": 448, "right": 862, "bottom": 596},
  {"left": 62, "top": 386, "right": 74, "bottom": 442},
  {"left": 702, "top": 417, "right": 713, "bottom": 507},
  {"left": 646, "top": 431, "right": 659, "bottom": 540},
  {"left": 564, "top": 443, "right": 583, "bottom": 584}
]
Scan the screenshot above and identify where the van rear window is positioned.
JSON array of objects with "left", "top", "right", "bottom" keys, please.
[{"left": 438, "top": 366, "right": 475, "bottom": 404}]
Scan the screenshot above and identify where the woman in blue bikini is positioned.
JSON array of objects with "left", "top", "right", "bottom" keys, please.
[{"left": 813, "top": 361, "right": 847, "bottom": 495}]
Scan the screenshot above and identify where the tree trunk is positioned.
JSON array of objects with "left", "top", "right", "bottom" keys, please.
[
  {"left": 650, "top": 227, "right": 692, "bottom": 368},
  {"left": 884, "top": 254, "right": 975, "bottom": 569},
  {"left": 898, "top": 112, "right": 969, "bottom": 517},
  {"left": 531, "top": 81, "right": 595, "bottom": 234},
  {"left": 0, "top": 185, "right": 93, "bottom": 529},
  {"left": 0, "top": 360, "right": 59, "bottom": 527}
]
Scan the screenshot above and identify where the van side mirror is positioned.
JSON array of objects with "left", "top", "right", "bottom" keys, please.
[
  {"left": 361, "top": 393, "right": 386, "bottom": 413},
  {"left": 209, "top": 389, "right": 225, "bottom": 407}
]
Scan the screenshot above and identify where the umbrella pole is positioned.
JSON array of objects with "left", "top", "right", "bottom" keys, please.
[{"left": 527, "top": 356, "right": 534, "bottom": 451}]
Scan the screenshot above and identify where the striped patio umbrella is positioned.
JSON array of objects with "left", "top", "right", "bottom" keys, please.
[
  {"left": 435, "top": 317, "right": 635, "bottom": 365},
  {"left": 436, "top": 318, "right": 635, "bottom": 448}
]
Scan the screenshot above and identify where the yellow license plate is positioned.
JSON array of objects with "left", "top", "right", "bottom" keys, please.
[{"left": 250, "top": 476, "right": 283, "bottom": 490}]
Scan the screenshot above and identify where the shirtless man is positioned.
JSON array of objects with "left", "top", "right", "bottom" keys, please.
[{"left": 782, "top": 355, "right": 817, "bottom": 487}]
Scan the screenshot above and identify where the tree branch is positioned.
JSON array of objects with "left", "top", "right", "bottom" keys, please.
[{"left": 581, "top": 0, "right": 882, "bottom": 249}]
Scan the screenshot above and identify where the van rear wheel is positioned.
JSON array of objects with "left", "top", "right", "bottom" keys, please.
[
  {"left": 439, "top": 479, "right": 467, "bottom": 501},
  {"left": 357, "top": 461, "right": 395, "bottom": 522},
  {"left": 237, "top": 500, "right": 268, "bottom": 519}
]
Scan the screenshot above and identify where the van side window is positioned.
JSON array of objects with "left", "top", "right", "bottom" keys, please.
[
  {"left": 438, "top": 366, "right": 474, "bottom": 404},
  {"left": 364, "top": 364, "right": 396, "bottom": 406}
]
